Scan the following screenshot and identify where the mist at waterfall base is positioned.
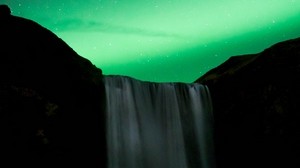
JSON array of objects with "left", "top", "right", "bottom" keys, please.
[
  {"left": 104, "top": 75, "right": 215, "bottom": 168},
  {"left": 4, "top": 0, "right": 300, "bottom": 82}
]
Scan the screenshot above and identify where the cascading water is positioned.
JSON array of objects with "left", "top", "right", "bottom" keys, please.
[{"left": 104, "top": 75, "right": 215, "bottom": 168}]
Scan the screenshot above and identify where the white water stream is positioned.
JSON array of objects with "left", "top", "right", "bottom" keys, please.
[{"left": 104, "top": 75, "right": 215, "bottom": 168}]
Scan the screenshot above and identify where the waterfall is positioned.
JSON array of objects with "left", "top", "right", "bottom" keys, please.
[{"left": 104, "top": 75, "right": 215, "bottom": 168}]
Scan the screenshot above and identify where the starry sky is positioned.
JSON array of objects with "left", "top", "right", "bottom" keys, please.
[{"left": 2, "top": 0, "right": 300, "bottom": 82}]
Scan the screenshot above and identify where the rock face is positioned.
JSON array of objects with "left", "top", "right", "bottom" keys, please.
[
  {"left": 0, "top": 5, "right": 106, "bottom": 167},
  {"left": 196, "top": 37, "right": 300, "bottom": 168}
]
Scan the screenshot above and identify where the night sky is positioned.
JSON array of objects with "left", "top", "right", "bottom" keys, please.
[{"left": 2, "top": 0, "right": 300, "bottom": 82}]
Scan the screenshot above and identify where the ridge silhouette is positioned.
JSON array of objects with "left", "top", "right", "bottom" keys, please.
[
  {"left": 0, "top": 4, "right": 11, "bottom": 16},
  {"left": 0, "top": 4, "right": 106, "bottom": 168}
]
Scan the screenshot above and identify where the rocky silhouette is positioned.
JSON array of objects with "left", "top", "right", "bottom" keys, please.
[
  {"left": 0, "top": 5, "right": 106, "bottom": 168},
  {"left": 0, "top": 4, "right": 11, "bottom": 16},
  {"left": 196, "top": 37, "right": 300, "bottom": 168}
]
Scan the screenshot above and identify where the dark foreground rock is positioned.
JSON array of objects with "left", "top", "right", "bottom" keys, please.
[
  {"left": 196, "top": 37, "right": 300, "bottom": 168},
  {"left": 0, "top": 5, "right": 106, "bottom": 167}
]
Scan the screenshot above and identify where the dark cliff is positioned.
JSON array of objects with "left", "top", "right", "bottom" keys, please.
[
  {"left": 0, "top": 5, "right": 106, "bottom": 167},
  {"left": 196, "top": 37, "right": 300, "bottom": 168}
]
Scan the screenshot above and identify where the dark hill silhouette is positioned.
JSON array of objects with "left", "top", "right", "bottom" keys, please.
[
  {"left": 0, "top": 5, "right": 106, "bottom": 167},
  {"left": 196, "top": 37, "right": 300, "bottom": 168},
  {"left": 0, "top": 4, "right": 10, "bottom": 16}
]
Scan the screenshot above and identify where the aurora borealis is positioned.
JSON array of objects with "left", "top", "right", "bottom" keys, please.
[{"left": 2, "top": 0, "right": 300, "bottom": 82}]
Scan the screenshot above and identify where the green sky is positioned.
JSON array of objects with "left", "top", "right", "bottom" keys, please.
[{"left": 2, "top": 0, "right": 300, "bottom": 82}]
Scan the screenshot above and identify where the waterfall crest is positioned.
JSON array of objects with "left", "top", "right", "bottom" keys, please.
[{"left": 104, "top": 75, "right": 215, "bottom": 168}]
